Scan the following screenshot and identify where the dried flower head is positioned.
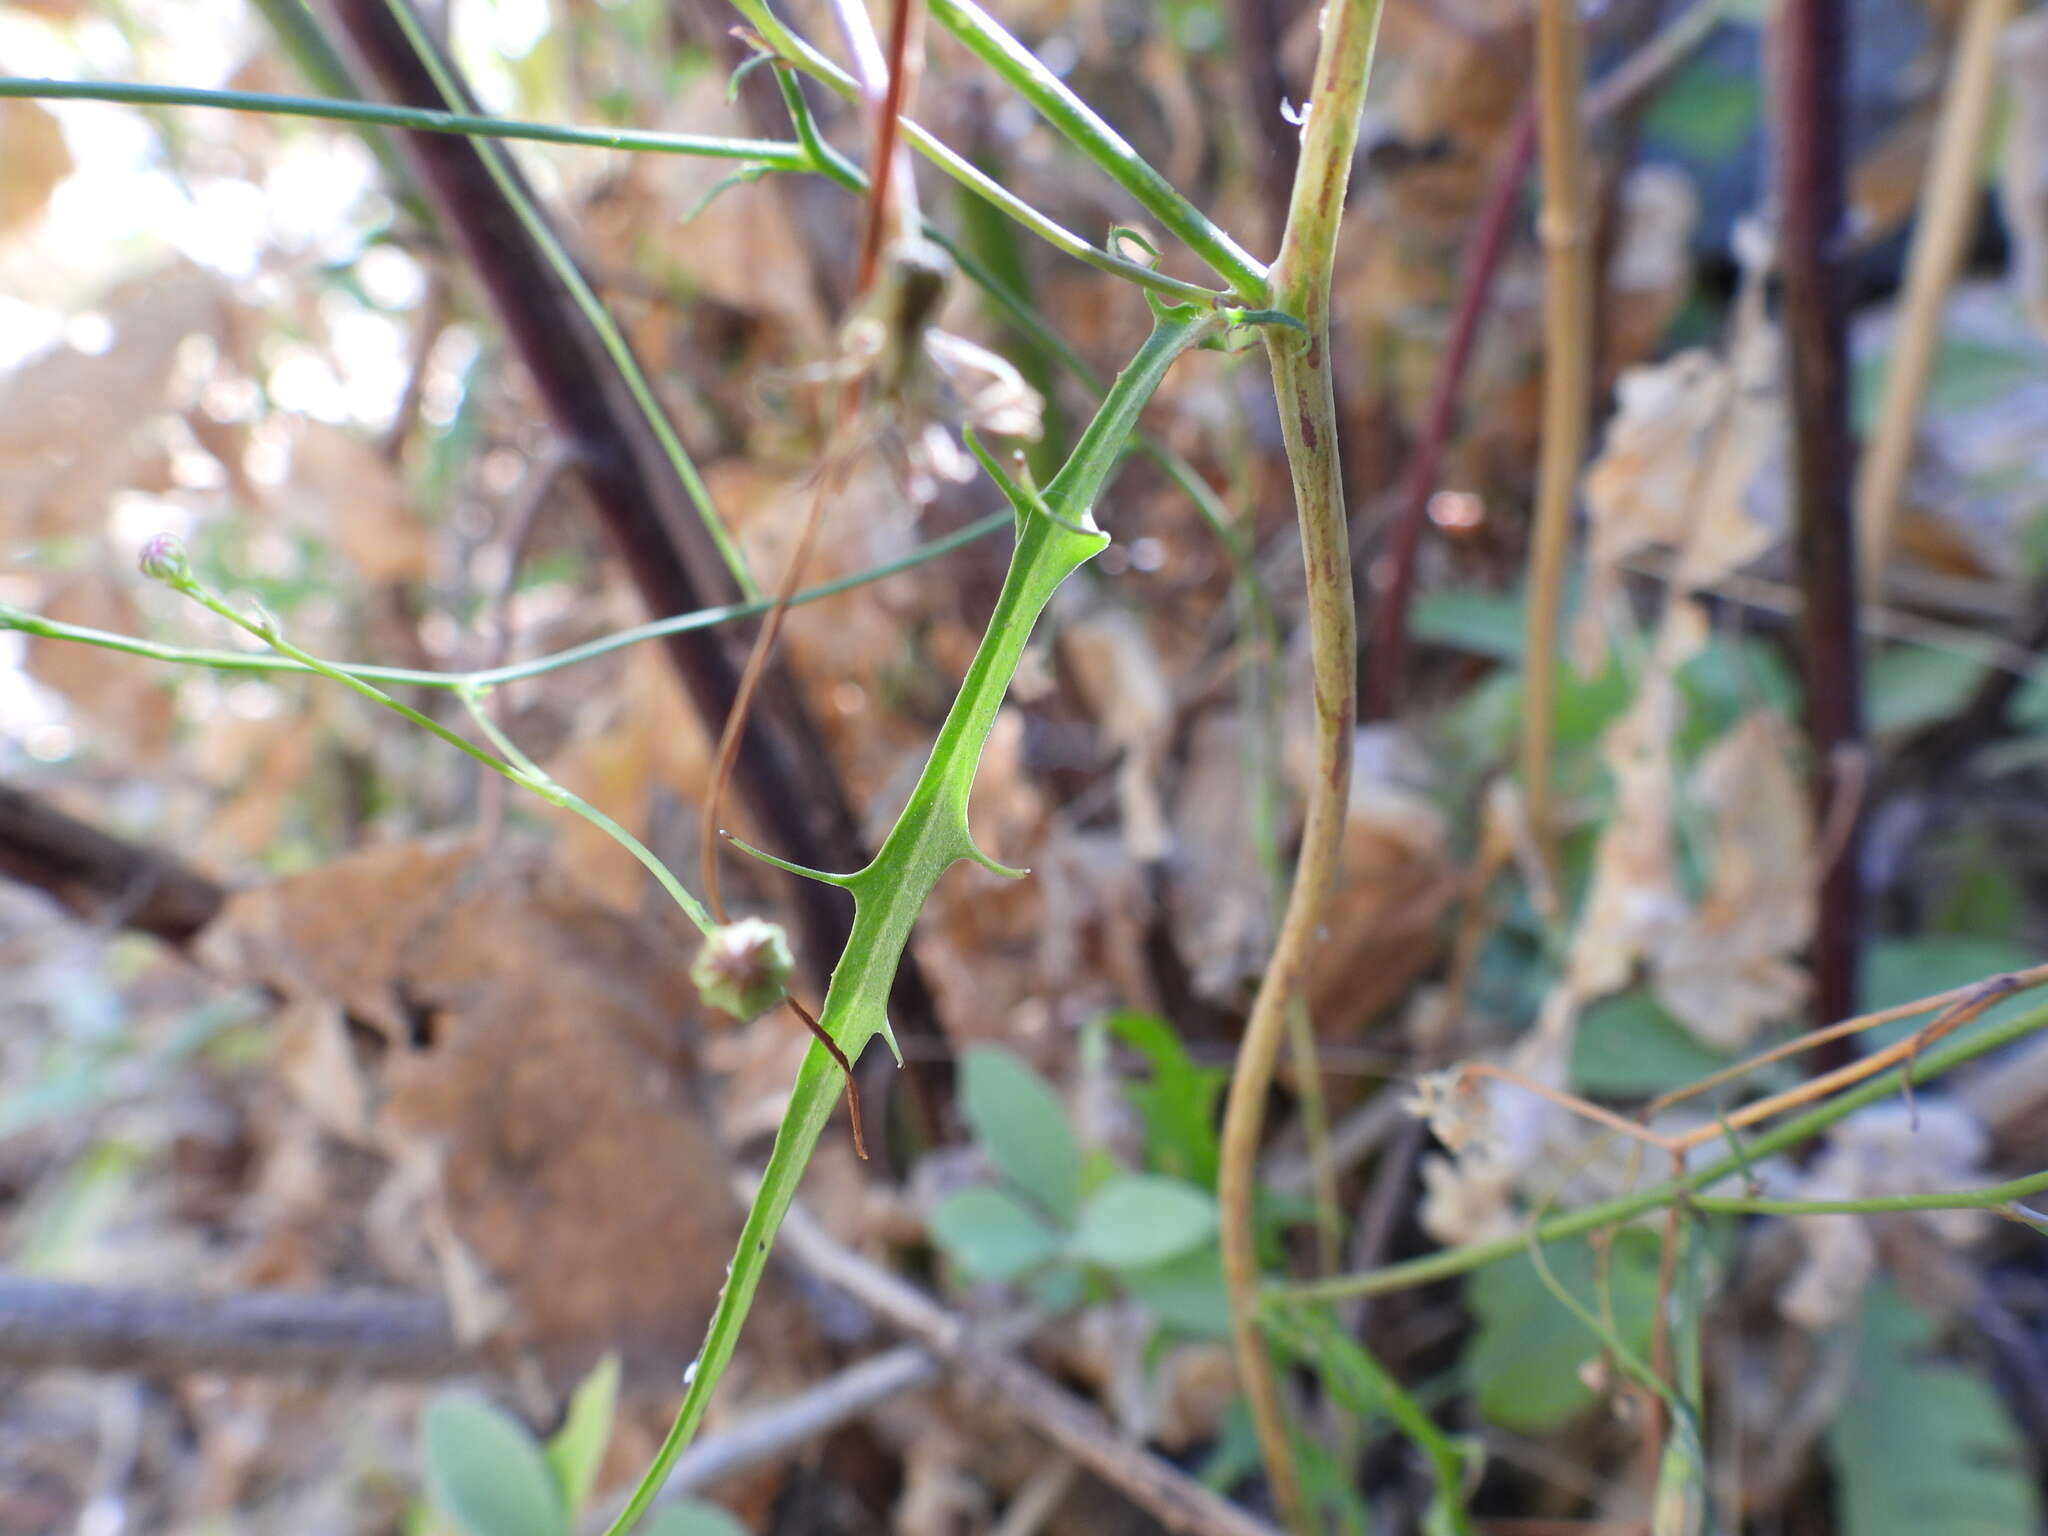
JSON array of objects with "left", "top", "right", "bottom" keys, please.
[{"left": 690, "top": 917, "right": 795, "bottom": 1022}]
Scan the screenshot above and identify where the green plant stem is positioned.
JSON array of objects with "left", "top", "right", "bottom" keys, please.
[
  {"left": 0, "top": 77, "right": 811, "bottom": 165},
  {"left": 1520, "top": 0, "right": 1592, "bottom": 861},
  {"left": 1269, "top": 1000, "right": 2048, "bottom": 1306},
  {"left": 1690, "top": 1167, "right": 2048, "bottom": 1217},
  {"left": 457, "top": 687, "right": 718, "bottom": 935},
  {"left": 0, "top": 513, "right": 1008, "bottom": 691},
  {"left": 602, "top": 306, "right": 1217, "bottom": 1536},
  {"left": 731, "top": 0, "right": 1222, "bottom": 306},
  {"left": 1216, "top": 1, "right": 1383, "bottom": 1529},
  {"left": 151, "top": 569, "right": 722, "bottom": 937},
  {"left": 775, "top": 69, "right": 1281, "bottom": 653},
  {"left": 924, "top": 0, "right": 1267, "bottom": 300},
  {"left": 375, "top": 0, "right": 761, "bottom": 600}
]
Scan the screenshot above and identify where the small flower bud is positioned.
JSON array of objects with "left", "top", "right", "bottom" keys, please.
[
  {"left": 690, "top": 917, "right": 794, "bottom": 1021},
  {"left": 138, "top": 534, "right": 190, "bottom": 586}
]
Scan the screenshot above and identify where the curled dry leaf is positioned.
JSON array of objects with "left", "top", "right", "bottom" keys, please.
[
  {"left": 199, "top": 837, "right": 738, "bottom": 1383},
  {"left": 1654, "top": 712, "right": 1814, "bottom": 1048},
  {"left": 1776, "top": 1101, "right": 1992, "bottom": 1330},
  {"left": 1576, "top": 320, "right": 1784, "bottom": 672},
  {"left": 280, "top": 423, "right": 433, "bottom": 585}
]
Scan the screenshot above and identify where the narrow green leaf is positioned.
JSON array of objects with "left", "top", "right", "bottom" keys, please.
[
  {"left": 961, "top": 1047, "right": 1082, "bottom": 1222},
  {"left": 1105, "top": 1010, "right": 1224, "bottom": 1187},
  {"left": 930, "top": 1186, "right": 1062, "bottom": 1281},
  {"left": 545, "top": 1354, "right": 620, "bottom": 1518},
  {"left": 1068, "top": 1172, "right": 1218, "bottom": 1270},
  {"left": 421, "top": 1392, "right": 568, "bottom": 1536}
]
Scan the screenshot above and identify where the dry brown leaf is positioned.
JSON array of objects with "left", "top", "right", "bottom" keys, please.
[
  {"left": 1652, "top": 712, "right": 1814, "bottom": 1048},
  {"left": 0, "top": 99, "right": 72, "bottom": 235},
  {"left": 1059, "top": 605, "right": 1175, "bottom": 863},
  {"left": 1602, "top": 164, "right": 1701, "bottom": 377},
  {"left": 1163, "top": 711, "right": 1274, "bottom": 1004},
  {"left": 280, "top": 422, "right": 432, "bottom": 584},
  {"left": 1304, "top": 734, "right": 1459, "bottom": 1036},
  {"left": 24, "top": 573, "right": 178, "bottom": 758},
  {"left": 0, "top": 263, "right": 224, "bottom": 541},
  {"left": 1775, "top": 1101, "right": 1991, "bottom": 1330},
  {"left": 200, "top": 837, "right": 738, "bottom": 1383},
  {"left": 1577, "top": 314, "right": 1784, "bottom": 671},
  {"left": 2003, "top": 9, "right": 2048, "bottom": 340},
  {"left": 1566, "top": 646, "right": 1692, "bottom": 1003}
]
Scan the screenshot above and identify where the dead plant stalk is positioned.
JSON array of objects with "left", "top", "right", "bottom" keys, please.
[
  {"left": 1216, "top": 0, "right": 1384, "bottom": 1527},
  {"left": 1521, "top": 0, "right": 1592, "bottom": 865}
]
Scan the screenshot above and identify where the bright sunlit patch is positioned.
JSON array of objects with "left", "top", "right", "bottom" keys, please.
[
  {"left": 357, "top": 245, "right": 428, "bottom": 311},
  {"left": 109, "top": 491, "right": 195, "bottom": 566},
  {"left": 24, "top": 722, "right": 76, "bottom": 764},
  {"left": 492, "top": 0, "right": 552, "bottom": 60},
  {"left": 1428, "top": 489, "right": 1486, "bottom": 532},
  {"left": 267, "top": 347, "right": 349, "bottom": 423},
  {"left": 225, "top": 681, "right": 283, "bottom": 721},
  {"left": 65, "top": 312, "right": 113, "bottom": 356},
  {"left": 0, "top": 297, "right": 62, "bottom": 371}
]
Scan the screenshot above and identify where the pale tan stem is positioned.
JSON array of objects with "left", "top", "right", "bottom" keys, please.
[
  {"left": 1856, "top": 0, "right": 2019, "bottom": 595},
  {"left": 1521, "top": 0, "right": 1592, "bottom": 858},
  {"left": 1216, "top": 1, "right": 1384, "bottom": 1527}
]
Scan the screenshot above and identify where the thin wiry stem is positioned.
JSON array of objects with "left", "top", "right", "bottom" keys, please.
[
  {"left": 1216, "top": 1, "right": 1385, "bottom": 1527},
  {"left": 1520, "top": 0, "right": 1591, "bottom": 859},
  {"left": 372, "top": 0, "right": 760, "bottom": 598},
  {"left": 727, "top": 0, "right": 1226, "bottom": 306},
  {"left": 925, "top": 0, "right": 1268, "bottom": 299},
  {"left": 145, "top": 558, "right": 720, "bottom": 935},
  {"left": 0, "top": 513, "right": 1009, "bottom": 691},
  {"left": 1691, "top": 1167, "right": 2048, "bottom": 1218},
  {"left": 1269, "top": 997, "right": 2048, "bottom": 1306},
  {"left": 0, "top": 77, "right": 810, "bottom": 164}
]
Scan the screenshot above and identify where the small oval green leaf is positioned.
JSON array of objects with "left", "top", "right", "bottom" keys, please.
[
  {"left": 930, "top": 1186, "right": 1061, "bottom": 1281},
  {"left": 1068, "top": 1173, "right": 1217, "bottom": 1270},
  {"left": 961, "top": 1047, "right": 1080, "bottom": 1222},
  {"left": 421, "top": 1391, "right": 567, "bottom": 1536}
]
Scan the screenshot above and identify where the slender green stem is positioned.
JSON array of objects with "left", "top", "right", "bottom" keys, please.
[
  {"left": 601, "top": 308, "right": 1217, "bottom": 1536},
  {"left": 0, "top": 77, "right": 810, "bottom": 166},
  {"left": 143, "top": 557, "right": 722, "bottom": 937},
  {"left": 1270, "top": 1000, "right": 2048, "bottom": 1306},
  {"left": 0, "top": 513, "right": 1008, "bottom": 690},
  {"left": 924, "top": 0, "right": 1268, "bottom": 300},
  {"left": 376, "top": 0, "right": 761, "bottom": 598},
  {"left": 1216, "top": 1, "right": 1384, "bottom": 1528},
  {"left": 780, "top": 69, "right": 1271, "bottom": 618},
  {"left": 458, "top": 688, "right": 716, "bottom": 934},
  {"left": 738, "top": 2, "right": 1223, "bottom": 305},
  {"left": 1690, "top": 1167, "right": 2048, "bottom": 1217}
]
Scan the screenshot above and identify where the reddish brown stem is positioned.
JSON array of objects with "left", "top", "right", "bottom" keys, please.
[
  {"left": 1774, "top": 0, "right": 1864, "bottom": 1047},
  {"left": 1364, "top": 102, "right": 1536, "bottom": 720}
]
